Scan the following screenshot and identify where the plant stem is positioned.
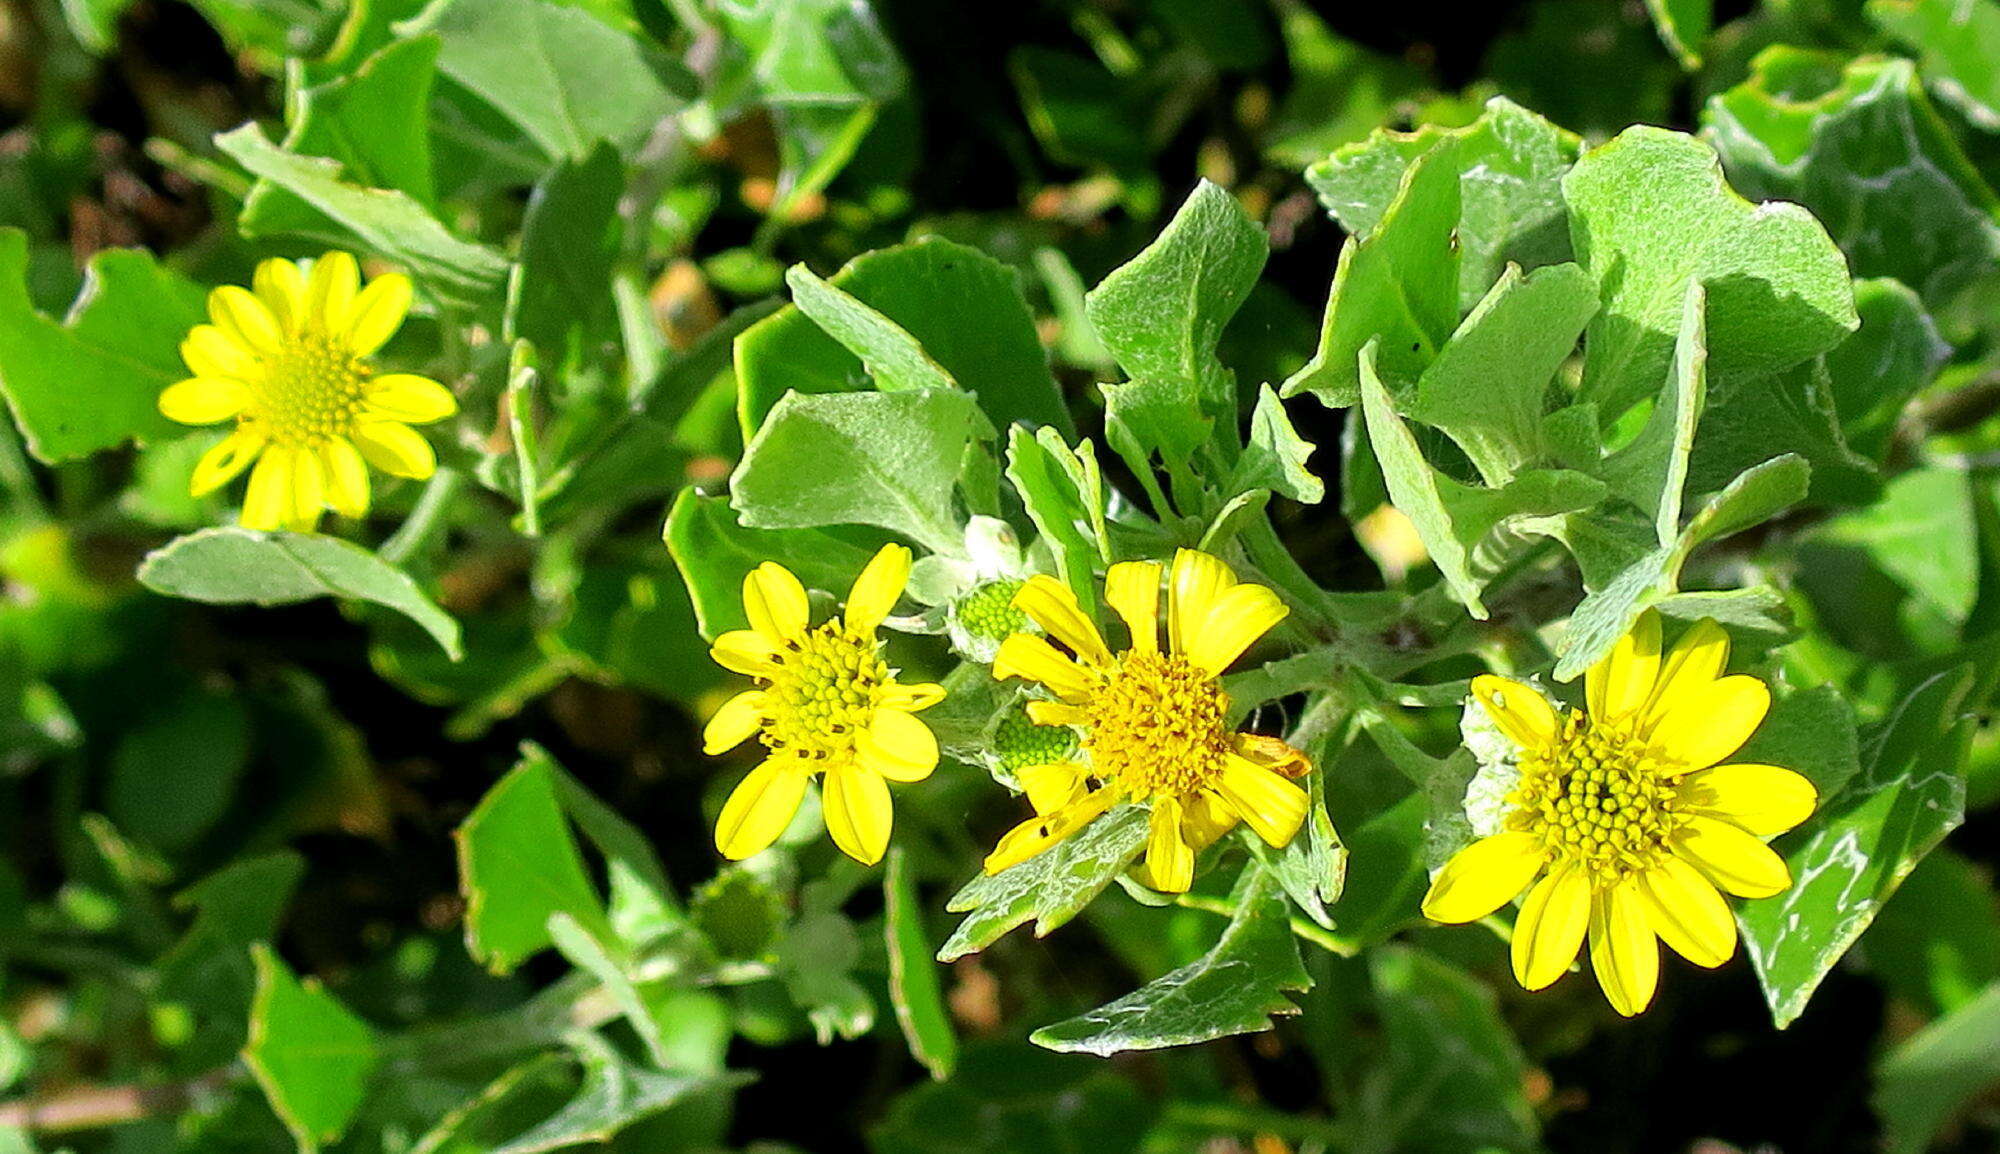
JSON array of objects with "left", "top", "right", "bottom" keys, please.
[{"left": 380, "top": 468, "right": 464, "bottom": 566}]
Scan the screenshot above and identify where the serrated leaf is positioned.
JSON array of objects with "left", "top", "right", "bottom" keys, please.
[
  {"left": 1230, "top": 385, "right": 1324, "bottom": 503},
  {"left": 1004, "top": 426, "right": 1105, "bottom": 610},
  {"left": 0, "top": 228, "right": 206, "bottom": 462},
  {"left": 1285, "top": 140, "right": 1461, "bottom": 408},
  {"left": 938, "top": 805, "right": 1149, "bottom": 962},
  {"left": 1368, "top": 945, "right": 1538, "bottom": 1153},
  {"left": 491, "top": 1038, "right": 744, "bottom": 1154},
  {"left": 1600, "top": 279, "right": 1706, "bottom": 549},
  {"left": 244, "top": 945, "right": 378, "bottom": 1152},
  {"left": 216, "top": 123, "right": 510, "bottom": 307},
  {"left": 663, "top": 491, "right": 875, "bottom": 637},
  {"left": 1742, "top": 667, "right": 1974, "bottom": 1027},
  {"left": 1827, "top": 278, "right": 1947, "bottom": 463},
  {"left": 1031, "top": 870, "right": 1309, "bottom": 1055},
  {"left": 1563, "top": 125, "right": 1857, "bottom": 418},
  {"left": 731, "top": 388, "right": 986, "bottom": 555},
  {"left": 885, "top": 847, "right": 959, "bottom": 1079},
  {"left": 1704, "top": 49, "right": 2000, "bottom": 307},
  {"left": 138, "top": 528, "right": 462, "bottom": 659},
  {"left": 1686, "top": 356, "right": 1878, "bottom": 506},
  {"left": 785, "top": 264, "right": 955, "bottom": 394},
  {"left": 1870, "top": 0, "right": 2000, "bottom": 130},
  {"left": 455, "top": 751, "right": 614, "bottom": 974},
  {"left": 507, "top": 142, "right": 622, "bottom": 359}
]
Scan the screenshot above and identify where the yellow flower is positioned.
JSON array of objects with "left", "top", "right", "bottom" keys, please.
[
  {"left": 1422, "top": 610, "right": 1818, "bottom": 1016},
  {"left": 159, "top": 253, "right": 457, "bottom": 532},
  {"left": 985, "top": 549, "right": 1311, "bottom": 893},
  {"left": 703, "top": 544, "right": 944, "bottom": 866}
]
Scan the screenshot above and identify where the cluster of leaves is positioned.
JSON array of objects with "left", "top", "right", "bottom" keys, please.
[{"left": 3, "top": 1, "right": 2000, "bottom": 1153}]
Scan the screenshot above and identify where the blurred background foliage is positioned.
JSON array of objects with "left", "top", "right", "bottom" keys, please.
[{"left": 0, "top": 0, "right": 1998, "bottom": 1152}]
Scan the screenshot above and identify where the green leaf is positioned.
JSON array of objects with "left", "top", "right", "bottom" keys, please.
[
  {"left": 455, "top": 750, "right": 614, "bottom": 974},
  {"left": 506, "top": 142, "right": 622, "bottom": 360},
  {"left": 1367, "top": 945, "right": 1539, "bottom": 1153},
  {"left": 1248, "top": 745, "right": 1347, "bottom": 930},
  {"left": 730, "top": 388, "right": 986, "bottom": 555},
  {"left": 1324, "top": 792, "right": 1429, "bottom": 949},
  {"left": 1562, "top": 125, "right": 1858, "bottom": 418},
  {"left": 736, "top": 237, "right": 1070, "bottom": 442},
  {"left": 107, "top": 686, "right": 251, "bottom": 851},
  {"left": 1742, "top": 667, "right": 1974, "bottom": 1027},
  {"left": 1264, "top": 0, "right": 1429, "bottom": 168},
  {"left": 785, "top": 264, "right": 955, "bottom": 394},
  {"left": 1732, "top": 684, "right": 1864, "bottom": 800},
  {"left": 1875, "top": 981, "right": 2000, "bottom": 1154},
  {"left": 1306, "top": 96, "right": 1582, "bottom": 310},
  {"left": 663, "top": 491, "right": 874, "bottom": 637},
  {"left": 1285, "top": 139, "right": 1461, "bottom": 408},
  {"left": 1409, "top": 261, "right": 1599, "bottom": 483},
  {"left": 0, "top": 229, "right": 206, "bottom": 462},
  {"left": 1085, "top": 180, "right": 1268, "bottom": 453},
  {"left": 1826, "top": 278, "right": 1946, "bottom": 463},
  {"left": 1703, "top": 49, "right": 2000, "bottom": 307},
  {"left": 244, "top": 945, "right": 379, "bottom": 1152},
  {"left": 1004, "top": 426, "right": 1106, "bottom": 611},
  {"left": 1863, "top": 848, "right": 2000, "bottom": 1017},
  {"left": 545, "top": 915, "right": 674, "bottom": 1069},
  {"left": 1813, "top": 467, "right": 1977, "bottom": 624},
  {"left": 1683, "top": 453, "right": 1811, "bottom": 550},
  {"left": 1686, "top": 357, "right": 1878, "bottom": 507},
  {"left": 1645, "top": 0, "right": 1712, "bottom": 68},
  {"left": 215, "top": 123, "right": 510, "bottom": 307},
  {"left": 1870, "top": 0, "right": 2000, "bottom": 131},
  {"left": 884, "top": 847, "right": 959, "bottom": 1079},
  {"left": 241, "top": 36, "right": 440, "bottom": 240},
  {"left": 1600, "top": 279, "right": 1706, "bottom": 549},
  {"left": 138, "top": 528, "right": 463, "bottom": 659},
  {"left": 1229, "top": 385, "right": 1324, "bottom": 503},
  {"left": 1031, "top": 870, "right": 1310, "bottom": 1055},
  {"left": 870, "top": 1044, "right": 1155, "bottom": 1154},
  {"left": 157, "top": 853, "right": 307, "bottom": 1069},
  {"left": 490, "top": 1038, "right": 739, "bottom": 1154},
  {"left": 397, "top": 0, "right": 693, "bottom": 161},
  {"left": 777, "top": 905, "right": 876, "bottom": 1044},
  {"left": 1554, "top": 544, "right": 1676, "bottom": 682},
  {"left": 938, "top": 805, "right": 1149, "bottom": 962}
]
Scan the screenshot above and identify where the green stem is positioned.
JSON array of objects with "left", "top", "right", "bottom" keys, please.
[
  {"left": 1162, "top": 1101, "right": 1349, "bottom": 1147},
  {"left": 380, "top": 468, "right": 464, "bottom": 566}
]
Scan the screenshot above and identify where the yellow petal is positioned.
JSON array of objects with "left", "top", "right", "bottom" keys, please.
[
  {"left": 159, "top": 378, "right": 249, "bottom": 425},
  {"left": 1676, "top": 763, "right": 1817, "bottom": 837},
  {"left": 1588, "top": 882, "right": 1660, "bottom": 1017},
  {"left": 743, "top": 562, "right": 810, "bottom": 645},
  {"left": 181, "top": 324, "right": 259, "bottom": 379},
  {"left": 856, "top": 708, "right": 938, "bottom": 782},
  {"left": 1181, "top": 581, "right": 1287, "bottom": 677},
  {"left": 305, "top": 252, "right": 360, "bottom": 331},
  {"left": 347, "top": 272, "right": 413, "bottom": 355},
  {"left": 1211, "top": 754, "right": 1309, "bottom": 848},
  {"left": 982, "top": 787, "right": 1118, "bottom": 874},
  {"left": 285, "top": 445, "right": 326, "bottom": 532},
  {"left": 240, "top": 446, "right": 294, "bottom": 530},
  {"left": 1512, "top": 863, "right": 1590, "bottom": 991},
  {"left": 1421, "top": 830, "right": 1547, "bottom": 923},
  {"left": 845, "top": 543, "right": 911, "bottom": 637},
  {"left": 320, "top": 438, "right": 370, "bottom": 519},
  {"left": 1011, "top": 575, "right": 1111, "bottom": 667},
  {"left": 363, "top": 374, "right": 458, "bottom": 425},
  {"left": 1642, "top": 617, "right": 1731, "bottom": 729},
  {"left": 1636, "top": 856, "right": 1736, "bottom": 968},
  {"left": 715, "top": 758, "right": 808, "bottom": 860},
  {"left": 1469, "top": 675, "right": 1558, "bottom": 751},
  {"left": 1586, "top": 608, "right": 1660, "bottom": 722},
  {"left": 1654, "top": 675, "right": 1770, "bottom": 771},
  {"left": 252, "top": 257, "right": 306, "bottom": 331},
  {"left": 350, "top": 420, "right": 437, "bottom": 479},
  {"left": 1167, "top": 548, "right": 1235, "bottom": 657},
  {"left": 879, "top": 681, "right": 945, "bottom": 712},
  {"left": 1670, "top": 815, "right": 1792, "bottom": 899},
  {"left": 702, "top": 690, "right": 767, "bottom": 755},
  {"left": 1178, "top": 790, "right": 1240, "bottom": 852},
  {"left": 993, "top": 633, "right": 1098, "bottom": 701},
  {"left": 822, "top": 764, "right": 893, "bottom": 866},
  {"left": 1143, "top": 796, "right": 1195, "bottom": 893},
  {"left": 208, "top": 285, "right": 284, "bottom": 356},
  {"left": 710, "top": 630, "right": 780, "bottom": 677},
  {"left": 190, "top": 427, "right": 266, "bottom": 498},
  {"left": 1016, "top": 761, "right": 1085, "bottom": 814},
  {"left": 1025, "top": 700, "right": 1088, "bottom": 726},
  {"left": 1104, "top": 559, "right": 1162, "bottom": 654}
]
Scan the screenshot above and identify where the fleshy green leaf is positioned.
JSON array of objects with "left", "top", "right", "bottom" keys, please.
[
  {"left": 1645, "top": 0, "right": 1712, "bottom": 68},
  {"left": 785, "top": 264, "right": 955, "bottom": 394},
  {"left": 455, "top": 749, "right": 615, "bottom": 974},
  {"left": 1826, "top": 278, "right": 1946, "bottom": 463},
  {"left": 1870, "top": 0, "right": 2000, "bottom": 131},
  {"left": 244, "top": 945, "right": 379, "bottom": 1152},
  {"left": 1810, "top": 467, "right": 1978, "bottom": 626},
  {"left": 1600, "top": 279, "right": 1706, "bottom": 550},
  {"left": 489, "top": 1039, "right": 741, "bottom": 1154},
  {"left": 885, "top": 847, "right": 959, "bottom": 1079},
  {"left": 730, "top": 388, "right": 988, "bottom": 555},
  {"left": 662, "top": 491, "right": 874, "bottom": 637},
  {"left": 1229, "top": 385, "right": 1324, "bottom": 503},
  {"left": 1031, "top": 870, "right": 1310, "bottom": 1055},
  {"left": 938, "top": 805, "right": 1149, "bottom": 962},
  {"left": 1004, "top": 426, "right": 1106, "bottom": 611},
  {"left": 1742, "top": 667, "right": 1974, "bottom": 1027},
  {"left": 138, "top": 528, "right": 462, "bottom": 660},
  {"left": 1874, "top": 981, "right": 2000, "bottom": 1154},
  {"left": 1562, "top": 125, "right": 1858, "bottom": 418},
  {"left": 0, "top": 229, "right": 206, "bottom": 462},
  {"left": 1368, "top": 945, "right": 1539, "bottom": 1153},
  {"left": 507, "top": 141, "right": 623, "bottom": 359}
]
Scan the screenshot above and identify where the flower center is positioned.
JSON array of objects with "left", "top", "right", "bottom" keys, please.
[
  {"left": 1083, "top": 651, "right": 1229, "bottom": 797},
  {"left": 253, "top": 333, "right": 371, "bottom": 446},
  {"left": 1510, "top": 713, "right": 1683, "bottom": 883},
  {"left": 758, "top": 621, "right": 888, "bottom": 763},
  {"left": 955, "top": 579, "right": 1029, "bottom": 641}
]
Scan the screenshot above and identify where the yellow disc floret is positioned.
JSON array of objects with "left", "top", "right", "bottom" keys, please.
[
  {"left": 759, "top": 622, "right": 891, "bottom": 761},
  {"left": 1084, "top": 651, "right": 1231, "bottom": 798},
  {"left": 257, "top": 333, "right": 372, "bottom": 447},
  {"left": 1511, "top": 712, "right": 1682, "bottom": 883}
]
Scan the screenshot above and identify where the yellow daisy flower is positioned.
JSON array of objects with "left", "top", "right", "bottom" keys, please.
[
  {"left": 1422, "top": 609, "right": 1818, "bottom": 1016},
  {"left": 985, "top": 549, "right": 1312, "bottom": 893},
  {"left": 158, "top": 253, "right": 458, "bottom": 532},
  {"left": 703, "top": 544, "right": 945, "bottom": 866}
]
